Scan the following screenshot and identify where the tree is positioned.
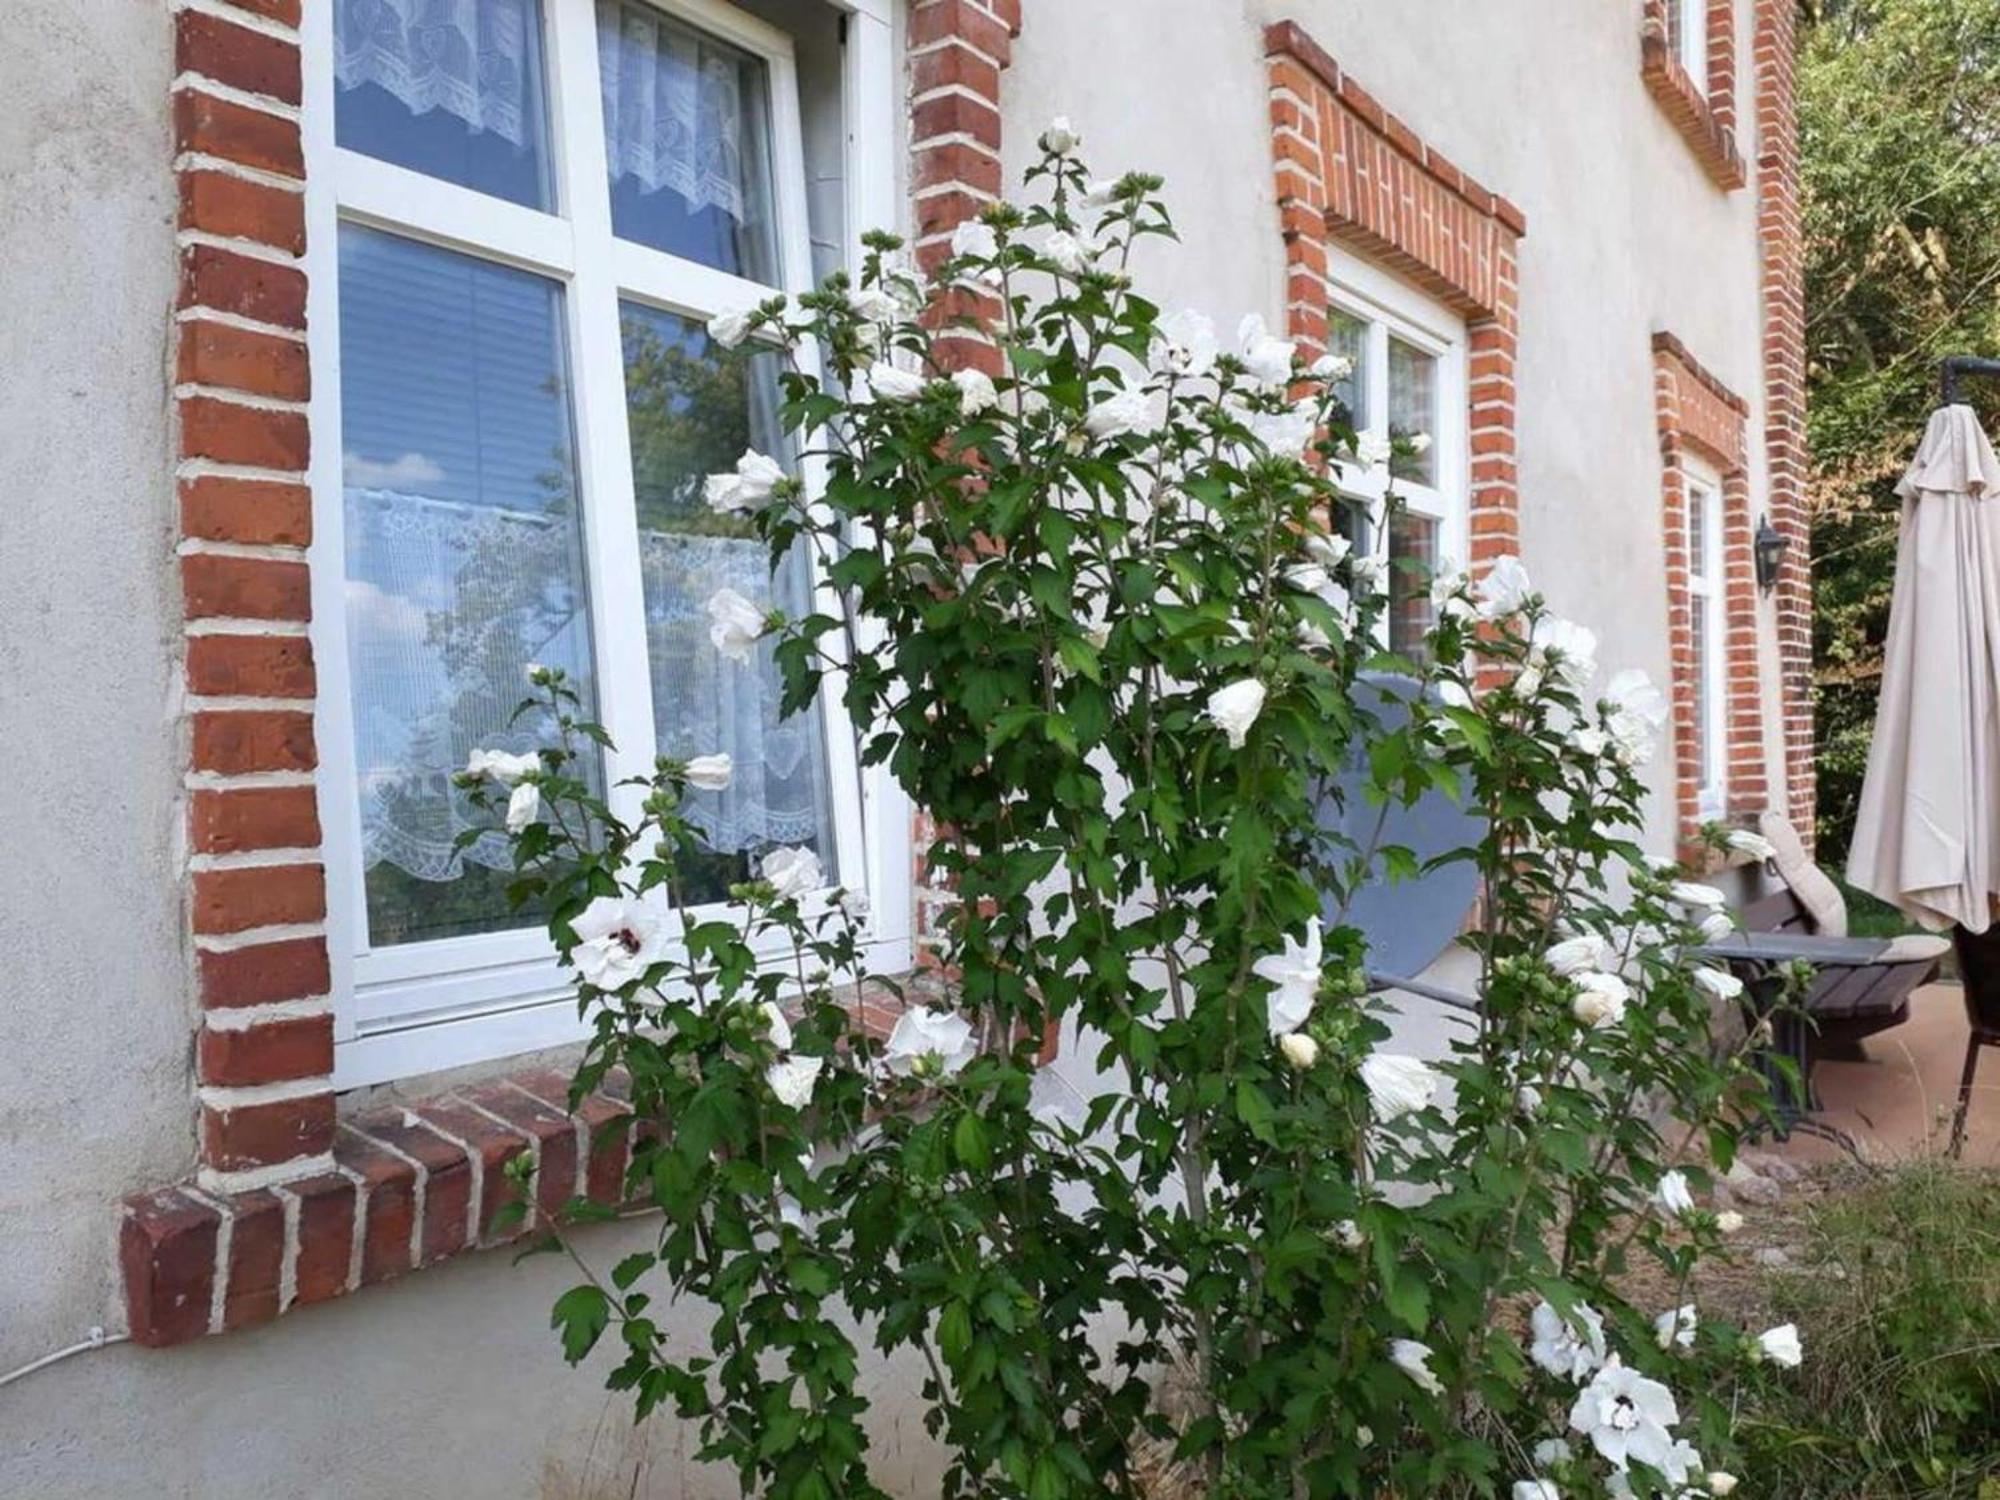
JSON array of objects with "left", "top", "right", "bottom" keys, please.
[{"left": 1802, "top": 0, "right": 2000, "bottom": 858}]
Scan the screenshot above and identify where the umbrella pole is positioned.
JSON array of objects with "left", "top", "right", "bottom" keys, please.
[{"left": 1939, "top": 354, "right": 2000, "bottom": 406}]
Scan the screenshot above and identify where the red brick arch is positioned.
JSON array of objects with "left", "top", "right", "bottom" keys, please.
[
  {"left": 1653, "top": 332, "right": 1764, "bottom": 850},
  {"left": 1262, "top": 20, "right": 1524, "bottom": 574}
]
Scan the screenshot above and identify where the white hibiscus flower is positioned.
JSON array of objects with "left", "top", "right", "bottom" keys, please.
[
  {"left": 1752, "top": 1323, "right": 1803, "bottom": 1367},
  {"left": 882, "top": 1005, "right": 979, "bottom": 1079},
  {"left": 1654, "top": 1304, "right": 1697, "bottom": 1350},
  {"left": 1360, "top": 1052, "right": 1440, "bottom": 1123},
  {"left": 1654, "top": 1169, "right": 1696, "bottom": 1218},
  {"left": 1252, "top": 917, "right": 1322, "bottom": 1036},
  {"left": 1529, "top": 1299, "right": 1608, "bottom": 1383},
  {"left": 569, "top": 896, "right": 667, "bottom": 992},
  {"left": 760, "top": 846, "right": 825, "bottom": 900},
  {"left": 766, "top": 1054, "right": 824, "bottom": 1109},
  {"left": 1389, "top": 1338, "right": 1445, "bottom": 1396},
  {"left": 1475, "top": 554, "right": 1534, "bottom": 619},
  {"left": 504, "top": 781, "right": 541, "bottom": 833},
  {"left": 1567, "top": 1357, "right": 1682, "bottom": 1473},
  {"left": 684, "top": 753, "right": 732, "bottom": 791},
  {"left": 1237, "top": 313, "right": 1296, "bottom": 387},
  {"left": 707, "top": 588, "right": 767, "bottom": 664},
  {"left": 1151, "top": 309, "right": 1218, "bottom": 376},
  {"left": 1204, "top": 678, "right": 1267, "bottom": 749}
]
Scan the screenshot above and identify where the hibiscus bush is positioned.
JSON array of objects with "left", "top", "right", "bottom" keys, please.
[{"left": 463, "top": 124, "right": 1803, "bottom": 1499}]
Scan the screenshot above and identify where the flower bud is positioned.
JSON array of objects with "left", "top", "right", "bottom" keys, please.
[{"left": 1278, "top": 1032, "right": 1320, "bottom": 1070}]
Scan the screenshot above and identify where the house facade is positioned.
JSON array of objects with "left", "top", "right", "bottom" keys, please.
[{"left": 0, "top": 0, "right": 1808, "bottom": 1494}]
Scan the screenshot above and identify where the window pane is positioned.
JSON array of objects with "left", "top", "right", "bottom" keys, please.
[
  {"left": 334, "top": 0, "right": 554, "bottom": 211},
  {"left": 599, "top": 2, "right": 780, "bottom": 283},
  {"left": 1387, "top": 510, "right": 1439, "bottom": 661},
  {"left": 1674, "top": 0, "right": 1708, "bottom": 83},
  {"left": 1690, "top": 600, "right": 1712, "bottom": 784},
  {"left": 1686, "top": 483, "right": 1711, "bottom": 584},
  {"left": 1335, "top": 496, "right": 1370, "bottom": 556},
  {"left": 338, "top": 225, "right": 596, "bottom": 946},
  {"left": 1327, "top": 307, "right": 1369, "bottom": 428},
  {"left": 1388, "top": 337, "right": 1437, "bottom": 485},
  {"left": 619, "top": 302, "right": 839, "bottom": 902}
]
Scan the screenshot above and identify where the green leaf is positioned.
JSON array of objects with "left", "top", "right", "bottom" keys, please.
[
  {"left": 952, "top": 1111, "right": 993, "bottom": 1171},
  {"left": 550, "top": 1284, "right": 610, "bottom": 1365},
  {"left": 1055, "top": 634, "right": 1102, "bottom": 682},
  {"left": 1235, "top": 1080, "right": 1278, "bottom": 1144}
]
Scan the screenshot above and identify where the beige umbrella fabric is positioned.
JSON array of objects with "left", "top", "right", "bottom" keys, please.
[{"left": 1847, "top": 404, "right": 2000, "bottom": 933}]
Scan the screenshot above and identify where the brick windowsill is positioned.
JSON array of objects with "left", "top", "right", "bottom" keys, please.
[
  {"left": 122, "top": 1064, "right": 639, "bottom": 1347},
  {"left": 1640, "top": 3, "right": 1747, "bottom": 190},
  {"left": 120, "top": 983, "right": 1067, "bottom": 1348}
]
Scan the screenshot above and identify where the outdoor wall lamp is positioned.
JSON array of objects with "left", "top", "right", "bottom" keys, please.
[{"left": 1754, "top": 517, "right": 1788, "bottom": 592}]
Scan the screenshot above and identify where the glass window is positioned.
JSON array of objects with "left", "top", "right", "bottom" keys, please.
[
  {"left": 1327, "top": 307, "right": 1369, "bottom": 428},
  {"left": 318, "top": 0, "right": 896, "bottom": 1080},
  {"left": 1387, "top": 337, "right": 1437, "bottom": 486},
  {"left": 337, "top": 225, "right": 596, "bottom": 946},
  {"left": 598, "top": 1, "right": 781, "bottom": 281},
  {"left": 1387, "top": 509, "right": 1439, "bottom": 661},
  {"left": 619, "top": 301, "right": 838, "bottom": 899},
  {"left": 1686, "top": 475, "right": 1724, "bottom": 810},
  {"left": 1335, "top": 496, "right": 1371, "bottom": 555},
  {"left": 1674, "top": 0, "right": 1709, "bottom": 85},
  {"left": 1326, "top": 268, "right": 1464, "bottom": 662},
  {"left": 333, "top": 0, "right": 555, "bottom": 211}
]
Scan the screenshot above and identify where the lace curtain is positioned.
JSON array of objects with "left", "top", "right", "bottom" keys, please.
[
  {"left": 331, "top": 0, "right": 756, "bottom": 223},
  {"left": 638, "top": 530, "right": 834, "bottom": 853},
  {"left": 346, "top": 491, "right": 833, "bottom": 884},
  {"left": 335, "top": 0, "right": 537, "bottom": 148},
  {"left": 597, "top": 0, "right": 758, "bottom": 221}
]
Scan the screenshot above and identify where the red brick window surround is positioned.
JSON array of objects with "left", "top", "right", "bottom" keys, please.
[
  {"left": 1753, "top": 0, "right": 1813, "bottom": 844},
  {"left": 134, "top": 0, "right": 1019, "bottom": 1348},
  {"left": 1641, "top": 0, "right": 1747, "bottom": 190},
  {"left": 1653, "top": 332, "right": 1764, "bottom": 850},
  {"left": 1263, "top": 20, "right": 1525, "bottom": 580},
  {"left": 172, "top": 0, "right": 332, "bottom": 1195}
]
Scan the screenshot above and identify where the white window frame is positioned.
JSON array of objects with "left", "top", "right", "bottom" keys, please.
[
  {"left": 1326, "top": 247, "right": 1469, "bottom": 648},
  {"left": 1675, "top": 0, "right": 1709, "bottom": 88},
  {"left": 302, "top": 0, "right": 909, "bottom": 1089},
  {"left": 1683, "top": 455, "right": 1727, "bottom": 820}
]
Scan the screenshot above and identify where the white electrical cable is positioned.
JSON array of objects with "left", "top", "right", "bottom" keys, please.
[{"left": 0, "top": 1326, "right": 128, "bottom": 1392}]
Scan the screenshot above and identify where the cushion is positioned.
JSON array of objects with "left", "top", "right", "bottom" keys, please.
[
  {"left": 1759, "top": 809, "right": 1848, "bottom": 937},
  {"left": 1878, "top": 933, "right": 1951, "bottom": 964}
]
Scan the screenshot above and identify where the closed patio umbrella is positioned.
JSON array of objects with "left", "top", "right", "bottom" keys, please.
[{"left": 1846, "top": 403, "right": 2000, "bottom": 933}]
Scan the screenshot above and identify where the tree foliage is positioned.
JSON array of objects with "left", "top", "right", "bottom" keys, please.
[{"left": 1803, "top": 0, "right": 2000, "bottom": 857}]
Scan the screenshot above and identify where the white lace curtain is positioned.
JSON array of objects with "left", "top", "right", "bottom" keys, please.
[
  {"left": 597, "top": 0, "right": 759, "bottom": 222},
  {"left": 637, "top": 530, "right": 833, "bottom": 853},
  {"left": 345, "top": 490, "right": 833, "bottom": 884},
  {"left": 331, "top": 0, "right": 757, "bottom": 222},
  {"left": 335, "top": 0, "right": 536, "bottom": 148}
]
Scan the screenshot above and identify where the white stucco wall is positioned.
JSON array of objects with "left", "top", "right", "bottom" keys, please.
[
  {"left": 1006, "top": 0, "right": 1781, "bottom": 855},
  {"left": 0, "top": 2, "right": 1785, "bottom": 1495},
  {"left": 0, "top": 0, "right": 197, "bottom": 1384}
]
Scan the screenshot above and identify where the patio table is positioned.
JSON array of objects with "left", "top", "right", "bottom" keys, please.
[
  {"left": 1694, "top": 931, "right": 1894, "bottom": 1147},
  {"left": 1372, "top": 932, "right": 1903, "bottom": 1148}
]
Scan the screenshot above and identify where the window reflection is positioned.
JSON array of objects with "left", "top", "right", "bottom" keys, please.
[
  {"left": 1387, "top": 509, "right": 1439, "bottom": 661},
  {"left": 599, "top": 2, "right": 780, "bottom": 282},
  {"left": 1327, "top": 307, "right": 1368, "bottom": 428},
  {"left": 619, "top": 303, "right": 837, "bottom": 903},
  {"left": 334, "top": 0, "right": 555, "bottom": 211},
  {"left": 1388, "top": 337, "right": 1438, "bottom": 486},
  {"left": 337, "top": 225, "right": 596, "bottom": 945}
]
